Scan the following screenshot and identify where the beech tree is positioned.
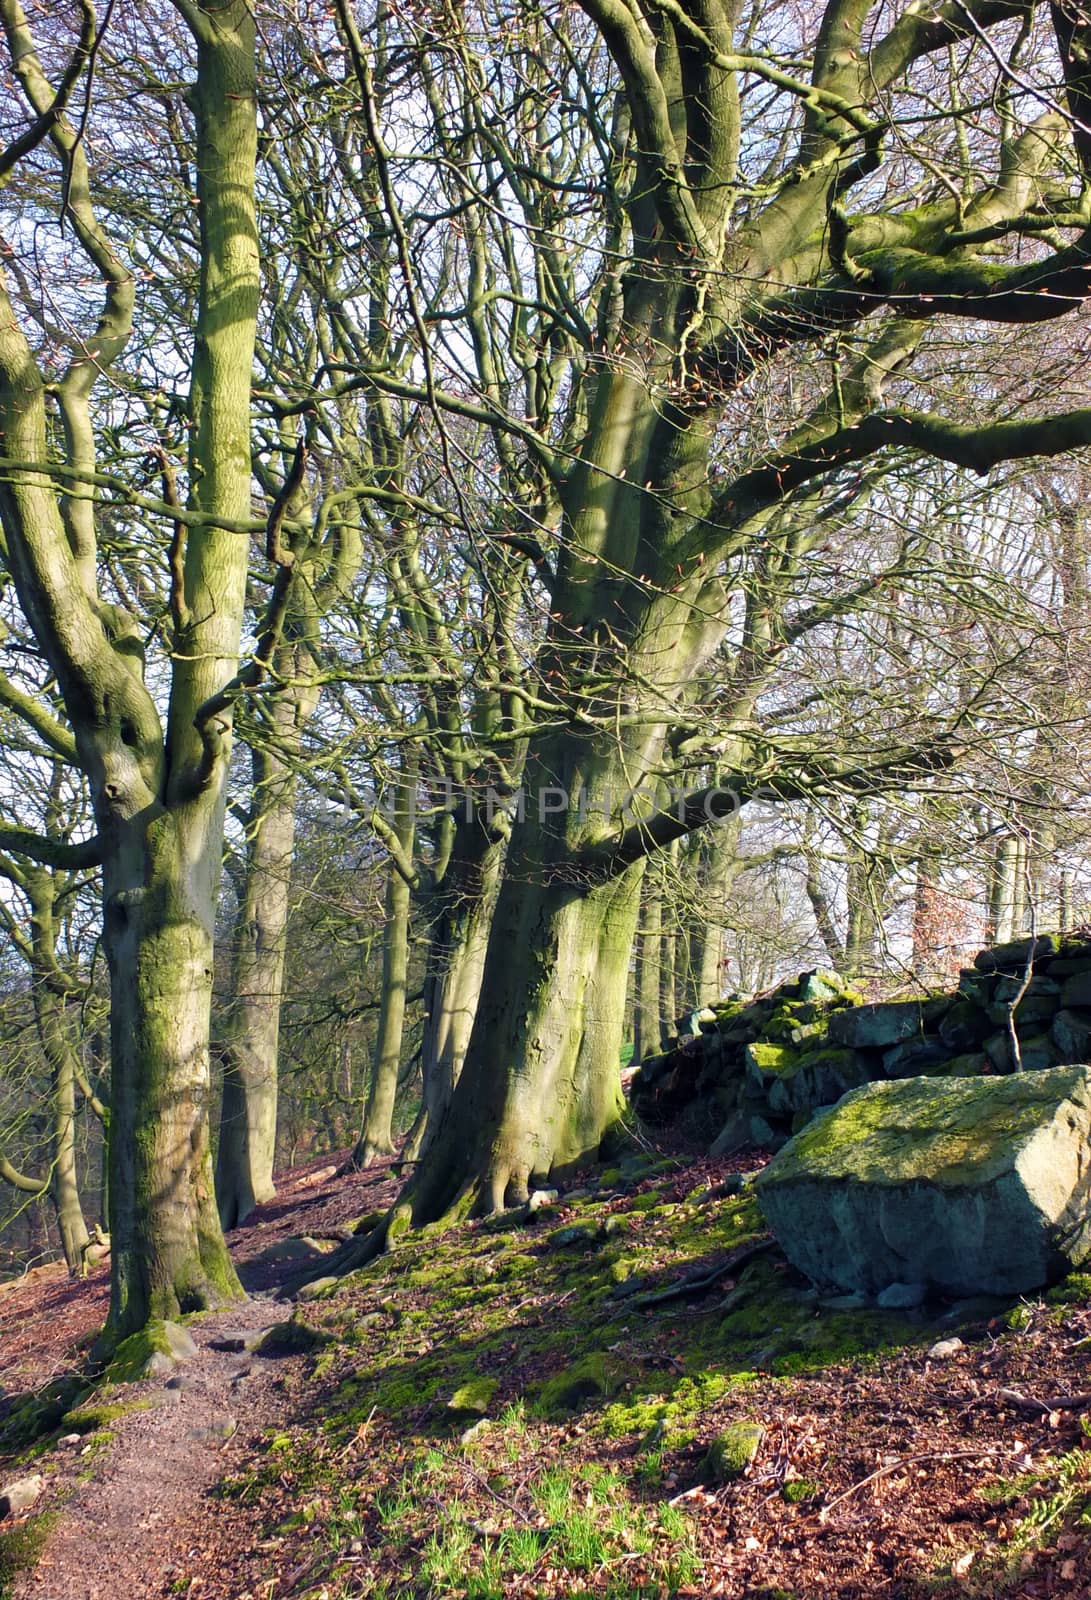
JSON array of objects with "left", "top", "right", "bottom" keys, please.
[
  {"left": 308, "top": 0, "right": 1091, "bottom": 1260},
  {"left": 0, "top": 0, "right": 260, "bottom": 1332}
]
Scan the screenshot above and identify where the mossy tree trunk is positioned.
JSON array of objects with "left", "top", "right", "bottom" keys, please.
[
  {"left": 352, "top": 0, "right": 1091, "bottom": 1245},
  {"left": 216, "top": 667, "right": 319, "bottom": 1229},
  {"left": 0, "top": 0, "right": 259, "bottom": 1332},
  {"left": 347, "top": 752, "right": 417, "bottom": 1167}
]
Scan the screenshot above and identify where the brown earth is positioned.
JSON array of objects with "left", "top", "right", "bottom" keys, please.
[{"left": 3, "top": 1145, "right": 1091, "bottom": 1600}]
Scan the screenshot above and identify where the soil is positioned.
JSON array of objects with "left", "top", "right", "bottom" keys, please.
[{"left": 4, "top": 1145, "right": 1091, "bottom": 1600}]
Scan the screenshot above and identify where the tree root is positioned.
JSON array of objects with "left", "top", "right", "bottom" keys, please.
[{"left": 629, "top": 1238, "right": 781, "bottom": 1310}]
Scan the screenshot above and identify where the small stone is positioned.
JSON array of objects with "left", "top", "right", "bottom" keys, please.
[
  {"left": 58, "top": 1434, "right": 82, "bottom": 1449},
  {"left": 189, "top": 1414, "right": 237, "bottom": 1443},
  {"left": 927, "top": 1337, "right": 964, "bottom": 1360},
  {"left": 549, "top": 1224, "right": 597, "bottom": 1249},
  {"left": 448, "top": 1377, "right": 498, "bottom": 1416},
  {"left": 295, "top": 1276, "right": 340, "bottom": 1302},
  {"left": 142, "top": 1351, "right": 177, "bottom": 1379},
  {"left": 563, "top": 1188, "right": 592, "bottom": 1203},
  {"left": 710, "top": 1113, "right": 749, "bottom": 1159},
  {"left": 460, "top": 1419, "right": 489, "bottom": 1446},
  {"left": 209, "top": 1328, "right": 269, "bottom": 1354},
  {"left": 526, "top": 1188, "right": 559, "bottom": 1215},
  {"left": 165, "top": 1372, "right": 199, "bottom": 1391},
  {"left": 877, "top": 1282, "right": 928, "bottom": 1309},
  {"left": 819, "top": 1292, "right": 870, "bottom": 1311},
  {"left": 0, "top": 1474, "right": 44, "bottom": 1518},
  {"left": 228, "top": 1365, "right": 253, "bottom": 1386},
  {"left": 702, "top": 1423, "right": 764, "bottom": 1483},
  {"left": 609, "top": 1274, "right": 652, "bottom": 1299}
]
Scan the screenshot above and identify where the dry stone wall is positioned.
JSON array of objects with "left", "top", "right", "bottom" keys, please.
[{"left": 630, "top": 933, "right": 1091, "bottom": 1154}]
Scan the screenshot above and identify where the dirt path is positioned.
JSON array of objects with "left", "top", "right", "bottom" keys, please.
[
  {"left": 14, "top": 1292, "right": 300, "bottom": 1600},
  {"left": 1, "top": 1153, "right": 398, "bottom": 1600}
]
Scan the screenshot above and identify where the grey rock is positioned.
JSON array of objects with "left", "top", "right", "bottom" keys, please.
[
  {"left": 609, "top": 1274, "right": 653, "bottom": 1299},
  {"left": 526, "top": 1188, "right": 559, "bottom": 1214},
  {"left": 58, "top": 1433, "right": 82, "bottom": 1449},
  {"left": 250, "top": 1234, "right": 329, "bottom": 1266},
  {"left": 748, "top": 1114, "right": 781, "bottom": 1149},
  {"left": 1051, "top": 1009, "right": 1091, "bottom": 1060},
  {"left": 549, "top": 1224, "right": 597, "bottom": 1250},
  {"left": 142, "top": 1351, "right": 177, "bottom": 1379},
  {"left": 209, "top": 1327, "right": 269, "bottom": 1354},
  {"left": 753, "top": 1064, "right": 1091, "bottom": 1297},
  {"left": 882, "top": 1038, "right": 947, "bottom": 1077},
  {"left": 939, "top": 1000, "right": 990, "bottom": 1052},
  {"left": 974, "top": 936, "right": 1057, "bottom": 974},
  {"left": 799, "top": 970, "right": 845, "bottom": 1003},
  {"left": 818, "top": 1292, "right": 870, "bottom": 1310},
  {"left": 295, "top": 1275, "right": 340, "bottom": 1302},
  {"left": 828, "top": 1001, "right": 925, "bottom": 1051},
  {"left": 189, "top": 1414, "right": 237, "bottom": 1443},
  {"left": 927, "top": 1337, "right": 964, "bottom": 1360},
  {"left": 0, "top": 1474, "right": 44, "bottom": 1518},
  {"left": 161, "top": 1321, "right": 198, "bottom": 1361},
  {"left": 164, "top": 1372, "right": 200, "bottom": 1392},
  {"left": 877, "top": 1281, "right": 928, "bottom": 1309},
  {"left": 710, "top": 1112, "right": 750, "bottom": 1158},
  {"left": 1062, "top": 971, "right": 1091, "bottom": 1010}
]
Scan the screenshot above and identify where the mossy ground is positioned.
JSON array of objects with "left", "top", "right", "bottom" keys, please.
[
  {"left": 0, "top": 1512, "right": 57, "bottom": 1599},
  {"left": 197, "top": 1154, "right": 1079, "bottom": 1600}
]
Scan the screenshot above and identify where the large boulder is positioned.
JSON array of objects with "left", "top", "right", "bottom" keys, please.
[{"left": 752, "top": 1063, "right": 1091, "bottom": 1297}]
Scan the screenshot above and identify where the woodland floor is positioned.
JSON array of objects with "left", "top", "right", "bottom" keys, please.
[{"left": 3, "top": 1140, "right": 1091, "bottom": 1600}]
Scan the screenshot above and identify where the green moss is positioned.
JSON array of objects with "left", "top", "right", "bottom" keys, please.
[
  {"left": 103, "top": 1321, "right": 184, "bottom": 1383},
  {"left": 536, "top": 1353, "right": 626, "bottom": 1415},
  {"left": 61, "top": 1400, "right": 151, "bottom": 1434},
  {"left": 759, "top": 1066, "right": 1091, "bottom": 1188},
  {"left": 0, "top": 1513, "right": 57, "bottom": 1597},
  {"left": 0, "top": 1377, "right": 88, "bottom": 1451},
  {"left": 745, "top": 1041, "right": 800, "bottom": 1076},
  {"left": 703, "top": 1422, "right": 764, "bottom": 1481},
  {"left": 448, "top": 1378, "right": 498, "bottom": 1416},
  {"left": 783, "top": 1478, "right": 818, "bottom": 1503},
  {"left": 1046, "top": 1272, "right": 1091, "bottom": 1306},
  {"left": 622, "top": 1189, "right": 662, "bottom": 1213},
  {"left": 601, "top": 1370, "right": 754, "bottom": 1446}
]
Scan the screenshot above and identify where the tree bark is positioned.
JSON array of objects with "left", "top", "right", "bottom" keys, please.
[
  {"left": 216, "top": 737, "right": 298, "bottom": 1229},
  {"left": 0, "top": 0, "right": 257, "bottom": 1330},
  {"left": 348, "top": 756, "right": 417, "bottom": 1167}
]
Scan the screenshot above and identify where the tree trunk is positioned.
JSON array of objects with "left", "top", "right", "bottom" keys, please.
[
  {"left": 104, "top": 814, "right": 240, "bottom": 1327},
  {"left": 216, "top": 735, "right": 300, "bottom": 1229},
  {"left": 402, "top": 810, "right": 503, "bottom": 1163},
  {"left": 635, "top": 866, "right": 663, "bottom": 1061},
  {"left": 348, "top": 767, "right": 416, "bottom": 1167}
]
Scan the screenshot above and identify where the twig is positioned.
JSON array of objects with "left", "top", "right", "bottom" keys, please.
[
  {"left": 630, "top": 1239, "right": 780, "bottom": 1310},
  {"left": 819, "top": 1447, "right": 1008, "bottom": 1523},
  {"left": 997, "top": 1387, "right": 1091, "bottom": 1414}
]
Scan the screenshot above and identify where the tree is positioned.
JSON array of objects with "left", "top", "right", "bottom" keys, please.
[
  {"left": 312, "top": 0, "right": 1091, "bottom": 1259},
  {"left": 0, "top": 0, "right": 260, "bottom": 1332}
]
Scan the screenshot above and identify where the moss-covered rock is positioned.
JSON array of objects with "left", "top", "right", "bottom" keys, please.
[
  {"left": 104, "top": 1320, "right": 196, "bottom": 1384},
  {"left": 702, "top": 1422, "right": 764, "bottom": 1482},
  {"left": 536, "top": 1354, "right": 625, "bottom": 1414},
  {"left": 447, "top": 1377, "right": 498, "bottom": 1416},
  {"left": 253, "top": 1316, "right": 333, "bottom": 1357},
  {"left": 754, "top": 1064, "right": 1091, "bottom": 1296}
]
